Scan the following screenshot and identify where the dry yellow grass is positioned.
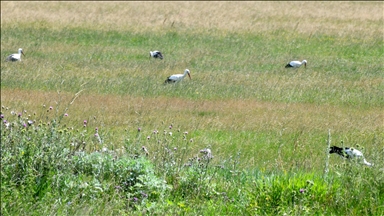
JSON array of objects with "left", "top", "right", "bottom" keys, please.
[
  {"left": 2, "top": 88, "right": 382, "bottom": 134},
  {"left": 1, "top": 2, "right": 383, "bottom": 37}
]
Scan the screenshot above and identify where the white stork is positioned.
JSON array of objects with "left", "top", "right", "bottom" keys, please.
[
  {"left": 329, "top": 145, "right": 373, "bottom": 166},
  {"left": 5, "top": 48, "right": 25, "bottom": 62},
  {"left": 150, "top": 50, "right": 163, "bottom": 59},
  {"left": 164, "top": 69, "right": 191, "bottom": 84},
  {"left": 285, "top": 60, "right": 307, "bottom": 68}
]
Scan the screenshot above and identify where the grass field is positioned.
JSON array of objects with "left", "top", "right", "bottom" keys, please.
[{"left": 1, "top": 2, "right": 383, "bottom": 215}]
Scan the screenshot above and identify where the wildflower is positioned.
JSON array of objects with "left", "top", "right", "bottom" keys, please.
[
  {"left": 169, "top": 125, "right": 172, "bottom": 129},
  {"left": 24, "top": 110, "right": 27, "bottom": 113},
  {"left": 0, "top": 114, "right": 4, "bottom": 119},
  {"left": 190, "top": 139, "right": 193, "bottom": 142},
  {"left": 83, "top": 120, "right": 87, "bottom": 125},
  {"left": 141, "top": 192, "right": 148, "bottom": 198},
  {"left": 11, "top": 111, "right": 15, "bottom": 115},
  {"left": 4, "top": 120, "right": 11, "bottom": 128},
  {"left": 95, "top": 133, "right": 99, "bottom": 137},
  {"left": 300, "top": 188, "right": 305, "bottom": 193},
  {"left": 153, "top": 130, "right": 158, "bottom": 134},
  {"left": 142, "top": 146, "right": 149, "bottom": 156},
  {"left": 183, "top": 131, "right": 188, "bottom": 135},
  {"left": 174, "top": 147, "right": 177, "bottom": 151},
  {"left": 95, "top": 127, "right": 98, "bottom": 131},
  {"left": 102, "top": 147, "right": 108, "bottom": 152},
  {"left": 49, "top": 106, "right": 53, "bottom": 110},
  {"left": 18, "top": 113, "right": 22, "bottom": 117},
  {"left": 23, "top": 123, "right": 27, "bottom": 127},
  {"left": 169, "top": 132, "right": 172, "bottom": 136},
  {"left": 147, "top": 136, "right": 150, "bottom": 140},
  {"left": 138, "top": 127, "right": 141, "bottom": 132},
  {"left": 64, "top": 113, "right": 68, "bottom": 117},
  {"left": 133, "top": 197, "right": 138, "bottom": 202},
  {"left": 27, "top": 120, "right": 34, "bottom": 125}
]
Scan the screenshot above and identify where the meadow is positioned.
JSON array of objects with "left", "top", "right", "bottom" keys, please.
[{"left": 1, "top": 2, "right": 383, "bottom": 215}]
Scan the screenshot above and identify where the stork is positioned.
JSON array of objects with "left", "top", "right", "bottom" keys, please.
[
  {"left": 329, "top": 146, "right": 373, "bottom": 166},
  {"left": 285, "top": 60, "right": 307, "bottom": 68},
  {"left": 200, "top": 148, "right": 213, "bottom": 160},
  {"left": 150, "top": 50, "right": 163, "bottom": 59},
  {"left": 5, "top": 48, "right": 25, "bottom": 62},
  {"left": 164, "top": 69, "right": 191, "bottom": 84}
]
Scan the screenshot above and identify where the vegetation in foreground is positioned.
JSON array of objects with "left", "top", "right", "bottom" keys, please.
[{"left": 1, "top": 107, "right": 383, "bottom": 215}]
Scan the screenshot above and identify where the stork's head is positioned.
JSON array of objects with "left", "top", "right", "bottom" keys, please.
[
  {"left": 19, "top": 48, "right": 25, "bottom": 56},
  {"left": 302, "top": 60, "right": 307, "bottom": 68},
  {"left": 185, "top": 69, "right": 191, "bottom": 79}
]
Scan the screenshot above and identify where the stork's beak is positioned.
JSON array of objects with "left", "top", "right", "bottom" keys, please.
[
  {"left": 21, "top": 51, "right": 25, "bottom": 56},
  {"left": 188, "top": 73, "right": 191, "bottom": 79},
  {"left": 304, "top": 63, "right": 306, "bottom": 68}
]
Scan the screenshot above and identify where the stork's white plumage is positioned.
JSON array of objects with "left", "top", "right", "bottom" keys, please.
[
  {"left": 200, "top": 148, "right": 213, "bottom": 160},
  {"left": 285, "top": 60, "right": 307, "bottom": 68},
  {"left": 150, "top": 50, "right": 163, "bottom": 59},
  {"left": 165, "top": 69, "right": 191, "bottom": 84},
  {"left": 5, "top": 48, "right": 25, "bottom": 62},
  {"left": 329, "top": 146, "right": 373, "bottom": 166}
]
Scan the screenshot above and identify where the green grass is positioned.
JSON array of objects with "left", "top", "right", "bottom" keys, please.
[
  {"left": 1, "top": 2, "right": 384, "bottom": 215},
  {"left": 2, "top": 23, "right": 383, "bottom": 107}
]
